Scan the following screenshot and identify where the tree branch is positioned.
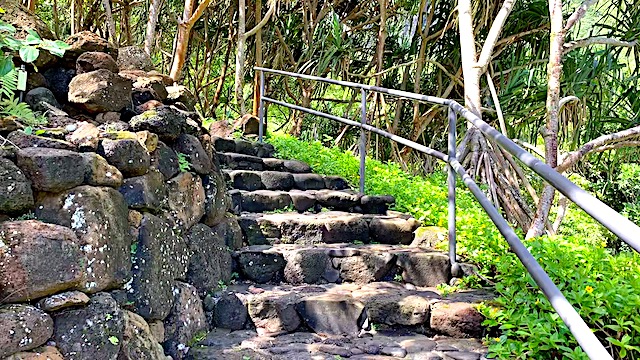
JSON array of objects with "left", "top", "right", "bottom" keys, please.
[
  {"left": 244, "top": 0, "right": 277, "bottom": 37},
  {"left": 564, "top": 0, "right": 597, "bottom": 31},
  {"left": 477, "top": 0, "right": 517, "bottom": 70},
  {"left": 557, "top": 125, "right": 640, "bottom": 173},
  {"left": 563, "top": 36, "right": 637, "bottom": 55}
]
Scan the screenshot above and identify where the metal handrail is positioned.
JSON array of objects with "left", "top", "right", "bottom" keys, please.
[{"left": 255, "top": 66, "right": 640, "bottom": 359}]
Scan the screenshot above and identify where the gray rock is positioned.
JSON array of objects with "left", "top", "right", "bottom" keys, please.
[
  {"left": 202, "top": 173, "right": 230, "bottom": 227},
  {"left": 0, "top": 158, "right": 33, "bottom": 214},
  {"left": 53, "top": 293, "right": 124, "bottom": 359},
  {"left": 248, "top": 292, "right": 301, "bottom": 336},
  {"left": 186, "top": 224, "right": 232, "bottom": 296},
  {"left": 37, "top": 291, "right": 90, "bottom": 312},
  {"left": 16, "top": 148, "right": 85, "bottom": 192},
  {"left": 117, "top": 46, "right": 154, "bottom": 71},
  {"left": 0, "top": 304, "right": 53, "bottom": 358},
  {"left": 166, "top": 172, "right": 206, "bottom": 229},
  {"left": 36, "top": 186, "right": 132, "bottom": 293},
  {"left": 212, "top": 293, "right": 247, "bottom": 330},
  {"left": 396, "top": 252, "right": 451, "bottom": 287},
  {"left": 0, "top": 221, "right": 85, "bottom": 302},
  {"left": 241, "top": 190, "right": 292, "bottom": 213},
  {"left": 98, "top": 138, "right": 151, "bottom": 178},
  {"left": 118, "top": 169, "right": 166, "bottom": 211},
  {"left": 7, "top": 131, "right": 76, "bottom": 150},
  {"left": 237, "top": 251, "right": 285, "bottom": 283},
  {"left": 129, "top": 213, "right": 190, "bottom": 320},
  {"left": 295, "top": 293, "right": 365, "bottom": 336},
  {"left": 324, "top": 176, "right": 349, "bottom": 190},
  {"left": 79, "top": 152, "right": 123, "bottom": 188},
  {"left": 260, "top": 171, "right": 294, "bottom": 190},
  {"left": 129, "top": 107, "right": 187, "bottom": 142},
  {"left": 283, "top": 249, "right": 330, "bottom": 284},
  {"left": 150, "top": 141, "right": 180, "bottom": 180},
  {"left": 68, "top": 69, "right": 133, "bottom": 114},
  {"left": 229, "top": 170, "right": 263, "bottom": 191},
  {"left": 213, "top": 214, "right": 243, "bottom": 250},
  {"left": 369, "top": 217, "right": 419, "bottom": 245},
  {"left": 282, "top": 160, "right": 311, "bottom": 173},
  {"left": 292, "top": 173, "right": 325, "bottom": 190},
  {"left": 163, "top": 282, "right": 207, "bottom": 359},
  {"left": 289, "top": 191, "right": 316, "bottom": 212},
  {"left": 25, "top": 87, "right": 61, "bottom": 113},
  {"left": 337, "top": 253, "right": 396, "bottom": 284},
  {"left": 76, "top": 51, "right": 119, "bottom": 74},
  {"left": 119, "top": 310, "right": 167, "bottom": 360},
  {"left": 173, "top": 134, "right": 213, "bottom": 175}
]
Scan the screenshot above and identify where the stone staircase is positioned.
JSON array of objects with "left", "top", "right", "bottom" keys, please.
[{"left": 189, "top": 137, "right": 493, "bottom": 360}]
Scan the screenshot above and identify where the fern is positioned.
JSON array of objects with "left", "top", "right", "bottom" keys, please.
[
  {"left": 0, "top": 98, "right": 46, "bottom": 126},
  {"left": 0, "top": 68, "right": 17, "bottom": 101}
]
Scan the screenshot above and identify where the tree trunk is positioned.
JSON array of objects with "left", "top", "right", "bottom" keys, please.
[
  {"left": 527, "top": 0, "right": 565, "bottom": 239},
  {"left": 53, "top": 0, "right": 59, "bottom": 38},
  {"left": 252, "top": 0, "right": 263, "bottom": 116},
  {"left": 457, "top": 0, "right": 482, "bottom": 118},
  {"left": 235, "top": 0, "right": 247, "bottom": 114},
  {"left": 102, "top": 0, "right": 117, "bottom": 45},
  {"left": 169, "top": 0, "right": 212, "bottom": 81},
  {"left": 144, "top": 0, "right": 163, "bottom": 55},
  {"left": 27, "top": 0, "right": 36, "bottom": 12},
  {"left": 375, "top": 0, "right": 387, "bottom": 87}
]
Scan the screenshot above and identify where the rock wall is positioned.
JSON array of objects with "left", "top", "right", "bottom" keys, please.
[{"left": 0, "top": 31, "right": 235, "bottom": 360}]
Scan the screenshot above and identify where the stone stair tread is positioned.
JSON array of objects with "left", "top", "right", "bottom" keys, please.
[
  {"left": 238, "top": 211, "right": 420, "bottom": 247},
  {"left": 218, "top": 151, "right": 314, "bottom": 173},
  {"left": 223, "top": 168, "right": 351, "bottom": 192},
  {"left": 204, "top": 281, "right": 492, "bottom": 344},
  {"left": 228, "top": 188, "right": 394, "bottom": 214},
  {"left": 212, "top": 136, "right": 276, "bottom": 158},
  {"left": 189, "top": 328, "right": 488, "bottom": 360}
]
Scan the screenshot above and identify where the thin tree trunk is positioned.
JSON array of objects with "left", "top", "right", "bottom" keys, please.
[
  {"left": 235, "top": 0, "right": 247, "bottom": 113},
  {"left": 252, "top": 0, "right": 263, "bottom": 116},
  {"left": 144, "top": 0, "right": 163, "bottom": 55},
  {"left": 27, "top": 0, "right": 36, "bottom": 12},
  {"left": 213, "top": 8, "right": 235, "bottom": 108},
  {"left": 458, "top": 0, "right": 482, "bottom": 118},
  {"left": 102, "top": 0, "right": 117, "bottom": 45},
  {"left": 169, "top": 0, "right": 213, "bottom": 81},
  {"left": 375, "top": 0, "right": 387, "bottom": 87},
  {"left": 527, "top": 0, "right": 565, "bottom": 239},
  {"left": 53, "top": 0, "right": 59, "bottom": 38}
]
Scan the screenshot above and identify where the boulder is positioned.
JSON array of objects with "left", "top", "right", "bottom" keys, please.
[
  {"left": 289, "top": 191, "right": 316, "bottom": 212},
  {"left": 98, "top": 138, "right": 150, "bottom": 178},
  {"left": 76, "top": 51, "right": 119, "bottom": 74},
  {"left": 0, "top": 221, "right": 85, "bottom": 303},
  {"left": 36, "top": 186, "right": 132, "bottom": 293},
  {"left": 337, "top": 253, "right": 396, "bottom": 284},
  {"left": 117, "top": 46, "right": 154, "bottom": 71},
  {"left": 237, "top": 251, "right": 285, "bottom": 283},
  {"left": 396, "top": 252, "right": 451, "bottom": 287},
  {"left": 150, "top": 141, "right": 180, "bottom": 180},
  {"left": 25, "top": 87, "right": 61, "bottom": 113},
  {"left": 0, "top": 305, "right": 53, "bottom": 358},
  {"left": 165, "top": 85, "right": 196, "bottom": 111},
  {"left": 129, "top": 213, "right": 190, "bottom": 320},
  {"left": 26, "top": 72, "right": 48, "bottom": 91},
  {"left": 430, "top": 301, "right": 485, "bottom": 338},
  {"left": 118, "top": 169, "right": 166, "bottom": 211},
  {"left": 185, "top": 224, "right": 232, "bottom": 296},
  {"left": 295, "top": 293, "right": 365, "bottom": 336},
  {"left": 173, "top": 134, "right": 213, "bottom": 175},
  {"left": 283, "top": 160, "right": 311, "bottom": 173},
  {"left": 248, "top": 291, "right": 301, "bottom": 336},
  {"left": 315, "top": 190, "right": 360, "bottom": 210},
  {"left": 212, "top": 213, "right": 243, "bottom": 250},
  {"left": 129, "top": 107, "right": 187, "bottom": 142},
  {"left": 241, "top": 191, "right": 292, "bottom": 213},
  {"left": 79, "top": 152, "right": 123, "bottom": 187},
  {"left": 68, "top": 69, "right": 132, "bottom": 114},
  {"left": 360, "top": 288, "right": 434, "bottom": 326},
  {"left": 0, "top": 158, "right": 34, "bottom": 214},
  {"left": 292, "top": 173, "right": 326, "bottom": 190},
  {"left": 163, "top": 282, "right": 207, "bottom": 359},
  {"left": 261, "top": 171, "right": 294, "bottom": 191},
  {"left": 119, "top": 310, "right": 167, "bottom": 360},
  {"left": 324, "top": 176, "right": 349, "bottom": 190},
  {"left": 201, "top": 173, "right": 230, "bottom": 227},
  {"left": 136, "top": 99, "right": 163, "bottom": 113},
  {"left": 95, "top": 111, "right": 122, "bottom": 124},
  {"left": 0, "top": 0, "right": 55, "bottom": 68},
  {"left": 37, "top": 291, "right": 90, "bottom": 312},
  {"left": 361, "top": 195, "right": 395, "bottom": 214},
  {"left": 64, "top": 31, "right": 118, "bottom": 60},
  {"left": 212, "top": 293, "right": 247, "bottom": 330},
  {"left": 369, "top": 217, "right": 419, "bottom": 245},
  {"left": 2, "top": 346, "right": 64, "bottom": 360},
  {"left": 8, "top": 131, "right": 76, "bottom": 150},
  {"left": 43, "top": 68, "right": 76, "bottom": 103},
  {"left": 133, "top": 76, "right": 168, "bottom": 102},
  {"left": 283, "top": 249, "right": 330, "bottom": 284},
  {"left": 16, "top": 148, "right": 85, "bottom": 192},
  {"left": 53, "top": 293, "right": 124, "bottom": 359},
  {"left": 66, "top": 121, "right": 100, "bottom": 151},
  {"left": 230, "top": 170, "right": 263, "bottom": 191},
  {"left": 166, "top": 172, "right": 205, "bottom": 229}
]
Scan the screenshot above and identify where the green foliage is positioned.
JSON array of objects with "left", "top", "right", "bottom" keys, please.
[
  {"left": 268, "top": 134, "right": 640, "bottom": 359},
  {"left": 107, "top": 336, "right": 119, "bottom": 346},
  {"left": 0, "top": 97, "right": 46, "bottom": 126},
  {"left": 188, "top": 330, "right": 208, "bottom": 347},
  {"left": 217, "top": 279, "right": 227, "bottom": 292},
  {"left": 177, "top": 153, "right": 192, "bottom": 173}
]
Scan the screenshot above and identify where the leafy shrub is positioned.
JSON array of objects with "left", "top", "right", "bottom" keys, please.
[{"left": 268, "top": 133, "right": 640, "bottom": 359}]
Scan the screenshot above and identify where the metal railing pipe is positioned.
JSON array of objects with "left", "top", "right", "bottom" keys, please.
[
  {"left": 449, "top": 159, "right": 613, "bottom": 360},
  {"left": 256, "top": 66, "right": 451, "bottom": 106},
  {"left": 449, "top": 102, "right": 640, "bottom": 252},
  {"left": 258, "top": 70, "right": 265, "bottom": 143},
  {"left": 447, "top": 107, "right": 459, "bottom": 276},
  {"left": 262, "top": 96, "right": 449, "bottom": 162},
  {"left": 359, "top": 89, "right": 367, "bottom": 194}
]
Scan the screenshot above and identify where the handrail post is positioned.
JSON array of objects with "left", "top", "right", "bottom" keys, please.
[
  {"left": 359, "top": 89, "right": 367, "bottom": 194},
  {"left": 448, "top": 107, "right": 460, "bottom": 277},
  {"left": 258, "top": 70, "right": 265, "bottom": 143}
]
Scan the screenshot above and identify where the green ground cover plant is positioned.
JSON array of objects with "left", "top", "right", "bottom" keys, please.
[{"left": 267, "top": 133, "right": 640, "bottom": 359}]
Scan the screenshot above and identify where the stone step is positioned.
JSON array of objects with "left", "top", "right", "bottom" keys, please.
[
  {"left": 223, "top": 169, "right": 351, "bottom": 192},
  {"left": 228, "top": 189, "right": 394, "bottom": 214},
  {"left": 218, "top": 151, "right": 314, "bottom": 173},
  {"left": 200, "top": 281, "right": 493, "bottom": 340},
  {"left": 238, "top": 211, "right": 420, "bottom": 246},
  {"left": 188, "top": 328, "right": 489, "bottom": 360},
  {"left": 232, "top": 243, "right": 456, "bottom": 287},
  {"left": 212, "top": 136, "right": 276, "bottom": 158}
]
